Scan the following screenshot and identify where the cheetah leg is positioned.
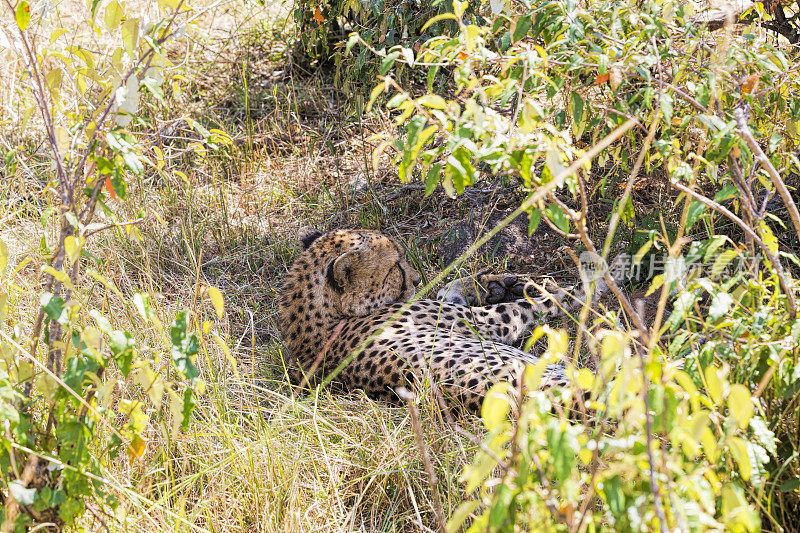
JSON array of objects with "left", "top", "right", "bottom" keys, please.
[
  {"left": 424, "top": 298, "right": 550, "bottom": 346},
  {"left": 435, "top": 274, "right": 570, "bottom": 345}
]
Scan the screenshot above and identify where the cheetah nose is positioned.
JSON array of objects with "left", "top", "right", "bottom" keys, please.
[{"left": 412, "top": 272, "right": 422, "bottom": 286}]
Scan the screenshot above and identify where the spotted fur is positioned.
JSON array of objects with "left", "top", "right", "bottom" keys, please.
[{"left": 278, "top": 229, "right": 568, "bottom": 413}]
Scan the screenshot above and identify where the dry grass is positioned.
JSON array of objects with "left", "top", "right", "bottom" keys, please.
[{"left": 0, "top": 1, "right": 493, "bottom": 531}]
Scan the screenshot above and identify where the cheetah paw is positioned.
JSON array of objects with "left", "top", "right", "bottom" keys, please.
[{"left": 438, "top": 272, "right": 538, "bottom": 306}]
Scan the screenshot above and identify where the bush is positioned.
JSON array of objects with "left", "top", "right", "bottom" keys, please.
[
  {"left": 0, "top": 1, "right": 220, "bottom": 528},
  {"left": 364, "top": 0, "right": 800, "bottom": 529},
  {"left": 295, "top": 0, "right": 480, "bottom": 90}
]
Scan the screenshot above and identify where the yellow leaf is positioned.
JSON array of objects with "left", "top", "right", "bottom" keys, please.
[
  {"left": 0, "top": 294, "right": 7, "bottom": 322},
  {"left": 54, "top": 126, "right": 69, "bottom": 155},
  {"left": 173, "top": 170, "right": 190, "bottom": 184},
  {"left": 35, "top": 373, "right": 58, "bottom": 399},
  {"left": 15, "top": 0, "right": 30, "bottom": 30},
  {"left": 367, "top": 81, "right": 386, "bottom": 112},
  {"left": 674, "top": 370, "right": 700, "bottom": 412},
  {"left": 417, "top": 94, "right": 447, "bottom": 109},
  {"left": 576, "top": 368, "right": 594, "bottom": 389},
  {"left": 759, "top": 221, "right": 779, "bottom": 256},
  {"left": 208, "top": 286, "right": 224, "bottom": 318},
  {"left": 127, "top": 433, "right": 147, "bottom": 461},
  {"left": 701, "top": 426, "right": 718, "bottom": 462},
  {"left": 728, "top": 384, "right": 753, "bottom": 429},
  {"left": 156, "top": 0, "right": 181, "bottom": 8},
  {"left": 121, "top": 18, "right": 139, "bottom": 52},
  {"left": 41, "top": 265, "right": 74, "bottom": 291},
  {"left": 75, "top": 73, "right": 87, "bottom": 95},
  {"left": 705, "top": 365, "right": 723, "bottom": 405},
  {"left": 600, "top": 331, "right": 626, "bottom": 361},
  {"left": 87, "top": 269, "right": 123, "bottom": 297},
  {"left": 421, "top": 13, "right": 459, "bottom": 32},
  {"left": 464, "top": 25, "right": 480, "bottom": 52},
  {"left": 481, "top": 382, "right": 511, "bottom": 430},
  {"left": 64, "top": 235, "right": 82, "bottom": 265},
  {"left": 50, "top": 28, "right": 68, "bottom": 42},
  {"left": 104, "top": 1, "right": 123, "bottom": 30},
  {"left": 729, "top": 437, "right": 751, "bottom": 481},
  {"left": 0, "top": 238, "right": 7, "bottom": 275}
]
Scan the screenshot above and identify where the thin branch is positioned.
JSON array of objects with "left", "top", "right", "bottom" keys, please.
[
  {"left": 83, "top": 217, "right": 145, "bottom": 238},
  {"left": 671, "top": 181, "right": 797, "bottom": 318},
  {"left": 635, "top": 337, "right": 669, "bottom": 533},
  {"left": 734, "top": 106, "right": 800, "bottom": 244}
]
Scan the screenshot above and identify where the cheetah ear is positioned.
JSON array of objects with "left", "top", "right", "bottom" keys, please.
[
  {"left": 327, "top": 251, "right": 359, "bottom": 292},
  {"left": 299, "top": 227, "right": 324, "bottom": 249}
]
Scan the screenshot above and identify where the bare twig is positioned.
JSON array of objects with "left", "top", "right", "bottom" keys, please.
[
  {"left": 0, "top": 455, "right": 41, "bottom": 533},
  {"left": 671, "top": 181, "right": 797, "bottom": 318},
  {"left": 734, "top": 106, "right": 800, "bottom": 244},
  {"left": 83, "top": 217, "right": 146, "bottom": 238},
  {"left": 635, "top": 337, "right": 669, "bottom": 533}
]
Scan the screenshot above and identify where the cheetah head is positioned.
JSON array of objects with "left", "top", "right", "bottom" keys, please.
[{"left": 325, "top": 232, "right": 421, "bottom": 317}]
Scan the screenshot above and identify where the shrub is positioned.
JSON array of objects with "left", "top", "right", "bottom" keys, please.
[
  {"left": 0, "top": 1, "right": 220, "bottom": 528},
  {"left": 364, "top": 0, "right": 800, "bottom": 529}
]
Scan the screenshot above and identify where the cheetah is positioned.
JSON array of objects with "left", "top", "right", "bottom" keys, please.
[{"left": 278, "top": 228, "right": 571, "bottom": 413}]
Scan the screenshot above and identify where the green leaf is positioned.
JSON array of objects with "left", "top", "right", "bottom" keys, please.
[
  {"left": 425, "top": 163, "right": 442, "bottom": 196},
  {"left": 779, "top": 478, "right": 800, "bottom": 492},
  {"left": 40, "top": 292, "right": 67, "bottom": 324},
  {"left": 15, "top": 0, "right": 31, "bottom": 30},
  {"left": 545, "top": 204, "right": 569, "bottom": 233},
  {"left": 380, "top": 51, "right": 400, "bottom": 76},
  {"left": 600, "top": 476, "right": 626, "bottom": 517},
  {"left": 170, "top": 311, "right": 199, "bottom": 380},
  {"left": 570, "top": 92, "right": 585, "bottom": 137},
  {"left": 750, "top": 417, "right": 776, "bottom": 456},
  {"left": 528, "top": 208, "right": 541, "bottom": 235},
  {"left": 659, "top": 93, "right": 673, "bottom": 124},
  {"left": 345, "top": 33, "right": 359, "bottom": 54},
  {"left": 705, "top": 132, "right": 734, "bottom": 163},
  {"left": 546, "top": 421, "right": 578, "bottom": 482},
  {"left": 714, "top": 184, "right": 740, "bottom": 202},
  {"left": 685, "top": 199, "right": 707, "bottom": 230},
  {"left": 446, "top": 147, "right": 475, "bottom": 193},
  {"left": 512, "top": 14, "right": 532, "bottom": 42},
  {"left": 109, "top": 330, "right": 134, "bottom": 376},
  {"left": 181, "top": 387, "right": 196, "bottom": 429}
]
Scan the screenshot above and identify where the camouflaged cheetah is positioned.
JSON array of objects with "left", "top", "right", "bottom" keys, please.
[{"left": 278, "top": 228, "right": 570, "bottom": 413}]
